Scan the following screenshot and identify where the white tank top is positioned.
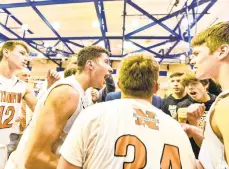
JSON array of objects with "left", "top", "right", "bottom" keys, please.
[
  {"left": 60, "top": 99, "right": 196, "bottom": 169},
  {"left": 0, "top": 75, "right": 26, "bottom": 145},
  {"left": 199, "top": 90, "right": 229, "bottom": 169},
  {"left": 9, "top": 75, "right": 85, "bottom": 168}
]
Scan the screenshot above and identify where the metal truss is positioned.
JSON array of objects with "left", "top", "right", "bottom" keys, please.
[{"left": 0, "top": 0, "right": 216, "bottom": 65}]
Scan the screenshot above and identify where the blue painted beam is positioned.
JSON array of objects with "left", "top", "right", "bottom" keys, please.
[
  {"left": 0, "top": 22, "right": 60, "bottom": 65},
  {"left": 121, "top": 0, "right": 127, "bottom": 56},
  {"left": 92, "top": 38, "right": 103, "bottom": 45},
  {"left": 26, "top": 0, "right": 74, "bottom": 54},
  {"left": 127, "top": 0, "right": 180, "bottom": 38},
  {"left": 129, "top": 40, "right": 162, "bottom": 57},
  {"left": 94, "top": 0, "right": 110, "bottom": 52},
  {"left": 126, "top": 0, "right": 212, "bottom": 38},
  {"left": 190, "top": 0, "right": 216, "bottom": 29},
  {"left": 160, "top": 0, "right": 216, "bottom": 60},
  {"left": 0, "top": 0, "right": 94, "bottom": 9},
  {"left": 2, "top": 9, "right": 33, "bottom": 34},
  {"left": 11, "top": 36, "right": 181, "bottom": 41},
  {"left": 0, "top": 33, "right": 9, "bottom": 41},
  {"left": 67, "top": 40, "right": 84, "bottom": 48}
]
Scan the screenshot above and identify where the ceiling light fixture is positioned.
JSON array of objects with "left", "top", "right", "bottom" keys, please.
[{"left": 22, "top": 24, "right": 29, "bottom": 31}]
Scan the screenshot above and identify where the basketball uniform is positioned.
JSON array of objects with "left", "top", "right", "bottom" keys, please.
[
  {"left": 5, "top": 75, "right": 85, "bottom": 169},
  {"left": 60, "top": 99, "right": 196, "bottom": 169},
  {"left": 0, "top": 75, "right": 26, "bottom": 169},
  {"left": 199, "top": 90, "right": 229, "bottom": 169}
]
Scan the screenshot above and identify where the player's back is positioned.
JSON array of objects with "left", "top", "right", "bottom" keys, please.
[{"left": 81, "top": 99, "right": 196, "bottom": 169}]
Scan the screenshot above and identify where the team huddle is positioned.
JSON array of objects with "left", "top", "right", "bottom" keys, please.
[{"left": 0, "top": 21, "right": 229, "bottom": 169}]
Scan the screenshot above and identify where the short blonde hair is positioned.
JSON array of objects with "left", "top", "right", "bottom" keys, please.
[
  {"left": 0, "top": 40, "right": 29, "bottom": 61},
  {"left": 119, "top": 53, "right": 159, "bottom": 98}
]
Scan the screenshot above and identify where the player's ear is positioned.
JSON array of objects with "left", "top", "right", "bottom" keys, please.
[
  {"left": 86, "top": 60, "right": 94, "bottom": 70},
  {"left": 218, "top": 44, "right": 229, "bottom": 60},
  {"left": 3, "top": 48, "right": 10, "bottom": 58}
]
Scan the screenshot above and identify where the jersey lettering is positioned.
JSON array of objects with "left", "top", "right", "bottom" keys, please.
[
  {"left": 115, "top": 135, "right": 182, "bottom": 169},
  {"left": 134, "top": 108, "right": 159, "bottom": 130},
  {"left": 0, "top": 106, "right": 16, "bottom": 129}
]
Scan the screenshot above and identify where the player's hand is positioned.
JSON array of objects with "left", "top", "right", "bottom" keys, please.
[
  {"left": 187, "top": 103, "right": 205, "bottom": 125},
  {"left": 91, "top": 88, "right": 99, "bottom": 103},
  {"left": 47, "top": 69, "right": 61, "bottom": 89}
]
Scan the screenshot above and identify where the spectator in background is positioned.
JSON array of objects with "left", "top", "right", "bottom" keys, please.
[
  {"left": 176, "top": 73, "right": 216, "bottom": 158},
  {"left": 106, "top": 91, "right": 162, "bottom": 109},
  {"left": 161, "top": 72, "right": 188, "bottom": 117}
]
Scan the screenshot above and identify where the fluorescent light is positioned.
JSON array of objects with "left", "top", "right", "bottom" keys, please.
[
  {"left": 92, "top": 20, "right": 100, "bottom": 28},
  {"left": 180, "top": 54, "right": 186, "bottom": 61},
  {"left": 97, "top": 41, "right": 105, "bottom": 47},
  {"left": 124, "top": 41, "right": 134, "bottom": 49},
  {"left": 51, "top": 22, "right": 60, "bottom": 30},
  {"left": 131, "top": 20, "right": 139, "bottom": 28},
  {"left": 155, "top": 58, "right": 161, "bottom": 62},
  {"left": 22, "top": 24, "right": 29, "bottom": 31},
  {"left": 44, "top": 42, "right": 49, "bottom": 48}
]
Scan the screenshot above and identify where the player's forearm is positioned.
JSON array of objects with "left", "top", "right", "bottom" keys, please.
[
  {"left": 25, "top": 151, "right": 59, "bottom": 169},
  {"left": 190, "top": 126, "right": 204, "bottom": 147}
]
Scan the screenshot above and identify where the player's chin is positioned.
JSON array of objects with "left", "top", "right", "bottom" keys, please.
[{"left": 196, "top": 72, "right": 209, "bottom": 80}]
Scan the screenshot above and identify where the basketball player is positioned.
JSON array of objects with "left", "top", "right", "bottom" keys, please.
[
  {"left": 57, "top": 53, "right": 196, "bottom": 169},
  {"left": 0, "top": 41, "right": 37, "bottom": 169},
  {"left": 191, "top": 21, "right": 229, "bottom": 168},
  {"left": 5, "top": 46, "right": 112, "bottom": 169}
]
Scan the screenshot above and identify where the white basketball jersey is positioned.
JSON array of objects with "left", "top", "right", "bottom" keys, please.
[
  {"left": 7, "top": 76, "right": 85, "bottom": 169},
  {"left": 0, "top": 75, "right": 26, "bottom": 145},
  {"left": 199, "top": 90, "right": 229, "bottom": 169},
  {"left": 60, "top": 99, "right": 196, "bottom": 169}
]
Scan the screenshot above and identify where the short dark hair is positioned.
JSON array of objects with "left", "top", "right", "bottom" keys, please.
[{"left": 77, "top": 46, "right": 109, "bottom": 73}]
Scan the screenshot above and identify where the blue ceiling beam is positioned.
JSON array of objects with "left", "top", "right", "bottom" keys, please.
[
  {"left": 125, "top": 0, "right": 212, "bottom": 38},
  {"left": 0, "top": 21, "right": 60, "bottom": 65},
  {"left": 92, "top": 38, "right": 103, "bottom": 45},
  {"left": 67, "top": 40, "right": 84, "bottom": 48},
  {"left": 2, "top": 9, "right": 33, "bottom": 34},
  {"left": 121, "top": 0, "right": 127, "bottom": 56},
  {"left": 94, "top": 0, "right": 110, "bottom": 52},
  {"left": 0, "top": 0, "right": 94, "bottom": 9},
  {"left": 126, "top": 40, "right": 173, "bottom": 56},
  {"left": 12, "top": 36, "right": 183, "bottom": 41},
  {"left": 0, "top": 33, "right": 9, "bottom": 41},
  {"left": 111, "top": 52, "right": 186, "bottom": 59},
  {"left": 128, "top": 40, "right": 162, "bottom": 57},
  {"left": 26, "top": 0, "right": 74, "bottom": 54},
  {"left": 127, "top": 0, "right": 180, "bottom": 38},
  {"left": 159, "top": 0, "right": 216, "bottom": 62},
  {"left": 190, "top": 0, "right": 216, "bottom": 29}
]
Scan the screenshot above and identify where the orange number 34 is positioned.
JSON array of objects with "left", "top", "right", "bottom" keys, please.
[
  {"left": 114, "top": 135, "right": 182, "bottom": 169},
  {"left": 0, "top": 106, "right": 15, "bottom": 129}
]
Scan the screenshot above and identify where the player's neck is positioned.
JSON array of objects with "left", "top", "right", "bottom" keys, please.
[
  {"left": 216, "top": 63, "right": 229, "bottom": 91},
  {"left": 121, "top": 93, "right": 152, "bottom": 103},
  {"left": 0, "top": 61, "right": 14, "bottom": 79},
  {"left": 74, "top": 73, "right": 90, "bottom": 91}
]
